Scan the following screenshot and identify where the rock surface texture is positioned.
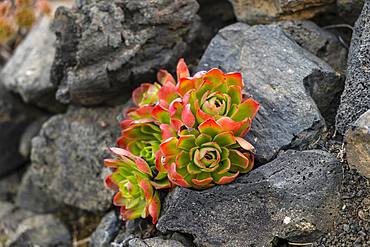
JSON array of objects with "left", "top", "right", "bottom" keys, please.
[
  {"left": 336, "top": 1, "right": 370, "bottom": 135},
  {"left": 19, "top": 106, "right": 122, "bottom": 212},
  {"left": 277, "top": 20, "right": 347, "bottom": 74},
  {"left": 228, "top": 0, "right": 335, "bottom": 24},
  {"left": 345, "top": 110, "right": 370, "bottom": 178},
  {"left": 157, "top": 150, "right": 342, "bottom": 247},
  {"left": 1, "top": 17, "right": 63, "bottom": 113},
  {"left": 51, "top": 0, "right": 200, "bottom": 105},
  {"left": 16, "top": 166, "right": 60, "bottom": 213},
  {"left": 198, "top": 23, "right": 342, "bottom": 163},
  {"left": 0, "top": 206, "right": 71, "bottom": 247},
  {"left": 128, "top": 237, "right": 185, "bottom": 247},
  {"left": 90, "top": 211, "right": 121, "bottom": 247},
  {"left": 337, "top": 0, "right": 365, "bottom": 24}
]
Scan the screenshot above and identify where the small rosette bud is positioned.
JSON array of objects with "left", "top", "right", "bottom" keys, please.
[{"left": 104, "top": 148, "right": 169, "bottom": 224}]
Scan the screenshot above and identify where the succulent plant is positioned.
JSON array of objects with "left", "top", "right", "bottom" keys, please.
[
  {"left": 116, "top": 119, "right": 171, "bottom": 186},
  {"left": 173, "top": 63, "right": 259, "bottom": 136},
  {"left": 158, "top": 118, "right": 255, "bottom": 189},
  {"left": 125, "top": 59, "right": 189, "bottom": 123},
  {"left": 104, "top": 148, "right": 166, "bottom": 224},
  {"left": 106, "top": 58, "right": 260, "bottom": 223}
]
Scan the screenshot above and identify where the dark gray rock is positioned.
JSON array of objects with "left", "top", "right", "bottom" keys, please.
[
  {"left": 0, "top": 82, "right": 42, "bottom": 176},
  {"left": 344, "top": 110, "right": 370, "bottom": 178},
  {"left": 90, "top": 211, "right": 121, "bottom": 247},
  {"left": 157, "top": 150, "right": 342, "bottom": 247},
  {"left": 16, "top": 166, "right": 60, "bottom": 213},
  {"left": 198, "top": 23, "right": 342, "bottom": 163},
  {"left": 128, "top": 237, "right": 185, "bottom": 247},
  {"left": 0, "top": 204, "right": 71, "bottom": 247},
  {"left": 111, "top": 218, "right": 156, "bottom": 246},
  {"left": 0, "top": 201, "right": 14, "bottom": 219},
  {"left": 0, "top": 169, "right": 24, "bottom": 202},
  {"left": 23, "top": 105, "right": 123, "bottom": 212},
  {"left": 336, "top": 1, "right": 370, "bottom": 135},
  {"left": 51, "top": 0, "right": 200, "bottom": 105},
  {"left": 1, "top": 17, "right": 64, "bottom": 113},
  {"left": 276, "top": 20, "right": 347, "bottom": 74},
  {"left": 337, "top": 0, "right": 365, "bottom": 25},
  {"left": 228, "top": 0, "right": 335, "bottom": 24},
  {"left": 6, "top": 214, "right": 71, "bottom": 247}
]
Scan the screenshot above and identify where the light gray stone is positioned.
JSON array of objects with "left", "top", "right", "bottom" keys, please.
[
  {"left": 7, "top": 214, "right": 71, "bottom": 247},
  {"left": 0, "top": 205, "right": 71, "bottom": 247},
  {"left": 1, "top": 17, "right": 64, "bottom": 112}
]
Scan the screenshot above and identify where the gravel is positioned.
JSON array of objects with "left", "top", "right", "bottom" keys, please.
[{"left": 313, "top": 154, "right": 370, "bottom": 246}]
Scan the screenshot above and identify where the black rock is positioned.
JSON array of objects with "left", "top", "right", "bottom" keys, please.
[
  {"left": 51, "top": 0, "right": 200, "bottom": 105},
  {"left": 335, "top": 1, "right": 370, "bottom": 135},
  {"left": 90, "top": 211, "right": 121, "bottom": 247},
  {"left": 157, "top": 150, "right": 342, "bottom": 247},
  {"left": 1, "top": 17, "right": 64, "bottom": 113},
  {"left": 18, "top": 105, "right": 124, "bottom": 212},
  {"left": 198, "top": 23, "right": 342, "bottom": 163}
]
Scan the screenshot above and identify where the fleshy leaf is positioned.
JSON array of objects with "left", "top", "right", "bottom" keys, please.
[
  {"left": 235, "top": 137, "right": 255, "bottom": 153},
  {"left": 198, "top": 118, "right": 223, "bottom": 138},
  {"left": 213, "top": 171, "right": 239, "bottom": 185},
  {"left": 177, "top": 77, "right": 195, "bottom": 96},
  {"left": 181, "top": 104, "right": 195, "bottom": 128},
  {"left": 225, "top": 72, "right": 244, "bottom": 87},
  {"left": 157, "top": 69, "right": 175, "bottom": 85},
  {"left": 176, "top": 58, "right": 190, "bottom": 79},
  {"left": 160, "top": 137, "right": 178, "bottom": 157},
  {"left": 231, "top": 98, "right": 260, "bottom": 121},
  {"left": 177, "top": 135, "right": 196, "bottom": 151},
  {"left": 213, "top": 131, "right": 236, "bottom": 147},
  {"left": 152, "top": 104, "right": 170, "bottom": 124},
  {"left": 148, "top": 192, "right": 161, "bottom": 224},
  {"left": 168, "top": 162, "right": 191, "bottom": 187}
]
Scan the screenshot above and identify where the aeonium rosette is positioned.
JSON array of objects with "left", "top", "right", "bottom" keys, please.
[
  {"left": 104, "top": 148, "right": 165, "bottom": 224},
  {"left": 174, "top": 64, "right": 259, "bottom": 136},
  {"left": 105, "top": 58, "right": 260, "bottom": 224},
  {"left": 158, "top": 118, "right": 255, "bottom": 189}
]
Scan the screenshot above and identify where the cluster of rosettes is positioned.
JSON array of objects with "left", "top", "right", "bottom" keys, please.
[
  {"left": 0, "top": 0, "right": 51, "bottom": 44},
  {"left": 105, "top": 59, "right": 259, "bottom": 224}
]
